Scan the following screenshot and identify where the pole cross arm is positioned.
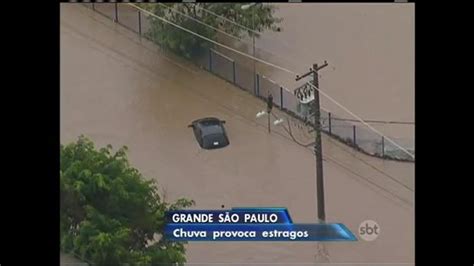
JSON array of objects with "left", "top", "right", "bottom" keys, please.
[
  {"left": 296, "top": 61, "right": 328, "bottom": 81},
  {"left": 295, "top": 70, "right": 313, "bottom": 81},
  {"left": 315, "top": 60, "right": 328, "bottom": 71}
]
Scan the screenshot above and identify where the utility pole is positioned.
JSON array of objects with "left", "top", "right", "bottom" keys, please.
[{"left": 296, "top": 61, "right": 328, "bottom": 223}]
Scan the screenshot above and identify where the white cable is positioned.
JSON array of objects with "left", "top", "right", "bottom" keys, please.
[
  {"left": 159, "top": 3, "right": 307, "bottom": 79},
  {"left": 306, "top": 82, "right": 415, "bottom": 159},
  {"left": 156, "top": 3, "right": 248, "bottom": 45},
  {"left": 188, "top": 4, "right": 415, "bottom": 133},
  {"left": 197, "top": 3, "right": 327, "bottom": 65},
  {"left": 142, "top": 3, "right": 313, "bottom": 99},
  {"left": 193, "top": 6, "right": 415, "bottom": 152},
  {"left": 191, "top": 5, "right": 414, "bottom": 133},
  {"left": 195, "top": 4, "right": 315, "bottom": 71},
  {"left": 157, "top": 3, "right": 305, "bottom": 76},
  {"left": 270, "top": 112, "right": 414, "bottom": 192},
  {"left": 128, "top": 3, "right": 414, "bottom": 159},
  {"left": 196, "top": 4, "right": 319, "bottom": 66},
  {"left": 130, "top": 3, "right": 297, "bottom": 76}
]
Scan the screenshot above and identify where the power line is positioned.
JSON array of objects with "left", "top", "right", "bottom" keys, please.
[
  {"left": 128, "top": 3, "right": 414, "bottom": 159},
  {"left": 270, "top": 113, "right": 412, "bottom": 193},
  {"left": 322, "top": 155, "right": 413, "bottom": 206},
  {"left": 271, "top": 110, "right": 413, "bottom": 193},
  {"left": 134, "top": 4, "right": 407, "bottom": 128},
  {"left": 129, "top": 3, "right": 296, "bottom": 75},
  {"left": 119, "top": 11, "right": 414, "bottom": 206},
  {"left": 279, "top": 119, "right": 411, "bottom": 195},
  {"left": 272, "top": 111, "right": 406, "bottom": 186},
  {"left": 194, "top": 5, "right": 415, "bottom": 142},
  {"left": 324, "top": 135, "right": 414, "bottom": 192},
  {"left": 157, "top": 3, "right": 310, "bottom": 81},
  {"left": 284, "top": 116, "right": 314, "bottom": 147},
  {"left": 140, "top": 4, "right": 412, "bottom": 134},
  {"left": 155, "top": 3, "right": 248, "bottom": 44},
  {"left": 331, "top": 117, "right": 415, "bottom": 125},
  {"left": 196, "top": 4, "right": 317, "bottom": 63},
  {"left": 305, "top": 82, "right": 415, "bottom": 160},
  {"left": 184, "top": 5, "right": 409, "bottom": 151},
  {"left": 269, "top": 113, "right": 412, "bottom": 207},
  {"left": 94, "top": 30, "right": 412, "bottom": 209}
]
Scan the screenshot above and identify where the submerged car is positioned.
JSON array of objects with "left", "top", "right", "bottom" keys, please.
[{"left": 188, "top": 117, "right": 229, "bottom": 149}]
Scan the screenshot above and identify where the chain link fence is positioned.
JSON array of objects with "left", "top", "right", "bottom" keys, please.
[{"left": 84, "top": 3, "right": 414, "bottom": 162}]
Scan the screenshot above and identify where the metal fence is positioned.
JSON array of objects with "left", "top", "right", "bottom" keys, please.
[{"left": 84, "top": 3, "right": 414, "bottom": 162}]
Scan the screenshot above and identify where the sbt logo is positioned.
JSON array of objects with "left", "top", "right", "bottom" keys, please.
[{"left": 358, "top": 220, "right": 380, "bottom": 241}]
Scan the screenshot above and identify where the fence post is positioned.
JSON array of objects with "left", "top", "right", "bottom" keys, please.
[
  {"left": 232, "top": 61, "right": 236, "bottom": 84},
  {"left": 280, "top": 87, "right": 284, "bottom": 109},
  {"left": 328, "top": 112, "right": 332, "bottom": 135},
  {"left": 114, "top": 3, "right": 118, "bottom": 22},
  {"left": 353, "top": 125, "right": 357, "bottom": 146},
  {"left": 256, "top": 74, "right": 260, "bottom": 96},
  {"left": 209, "top": 49, "right": 212, "bottom": 72},
  {"left": 254, "top": 73, "right": 257, "bottom": 95},
  {"left": 138, "top": 10, "right": 142, "bottom": 35},
  {"left": 381, "top": 136, "right": 385, "bottom": 157}
]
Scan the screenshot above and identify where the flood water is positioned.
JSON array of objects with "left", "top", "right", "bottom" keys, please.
[
  {"left": 258, "top": 3, "right": 415, "bottom": 141},
  {"left": 61, "top": 4, "right": 414, "bottom": 265}
]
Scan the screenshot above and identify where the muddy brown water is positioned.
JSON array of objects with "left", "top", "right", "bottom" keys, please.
[
  {"left": 88, "top": 2, "right": 415, "bottom": 148},
  {"left": 260, "top": 3, "right": 414, "bottom": 141},
  {"left": 218, "top": 3, "right": 415, "bottom": 145},
  {"left": 61, "top": 4, "right": 414, "bottom": 265}
]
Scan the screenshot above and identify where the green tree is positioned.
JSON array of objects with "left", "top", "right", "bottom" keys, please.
[
  {"left": 60, "top": 135, "right": 194, "bottom": 265},
  {"left": 141, "top": 3, "right": 282, "bottom": 59}
]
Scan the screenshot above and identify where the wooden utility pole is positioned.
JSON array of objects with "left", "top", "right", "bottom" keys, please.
[{"left": 296, "top": 61, "right": 328, "bottom": 222}]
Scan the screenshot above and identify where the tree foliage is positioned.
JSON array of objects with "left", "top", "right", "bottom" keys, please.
[
  {"left": 60, "top": 135, "right": 194, "bottom": 265},
  {"left": 141, "top": 3, "right": 282, "bottom": 59}
]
